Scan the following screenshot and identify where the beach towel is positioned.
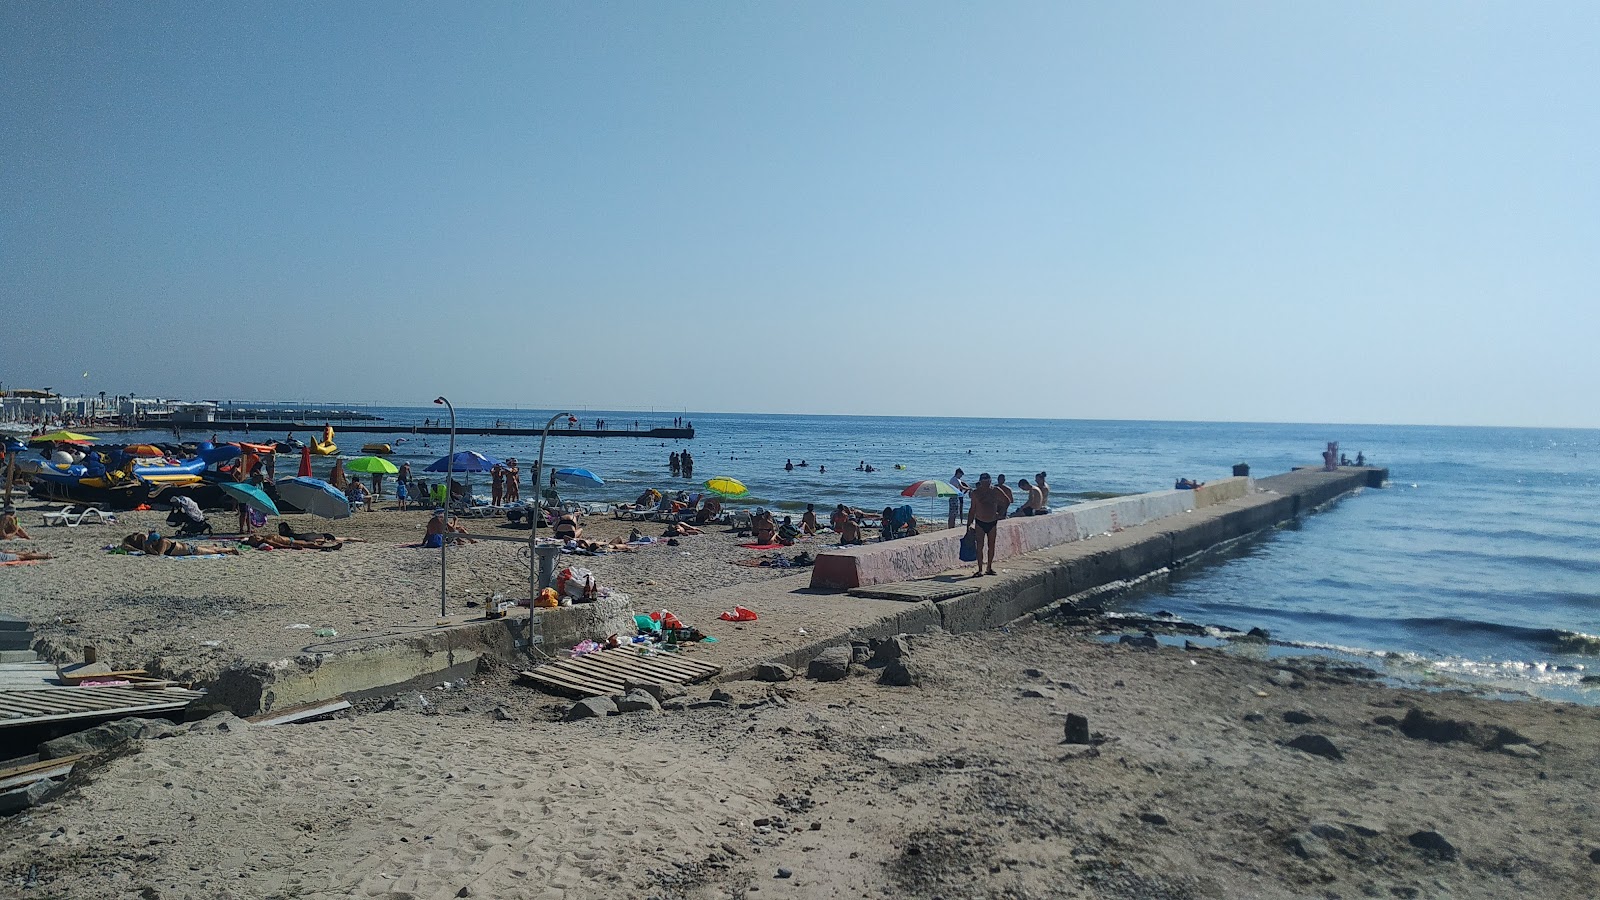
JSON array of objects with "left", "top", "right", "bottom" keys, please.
[{"left": 739, "top": 543, "right": 785, "bottom": 550}]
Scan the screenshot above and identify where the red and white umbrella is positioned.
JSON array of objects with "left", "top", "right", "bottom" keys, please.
[{"left": 901, "top": 479, "right": 959, "bottom": 498}]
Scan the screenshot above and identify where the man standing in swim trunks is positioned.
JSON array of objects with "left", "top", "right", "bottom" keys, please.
[{"left": 966, "top": 473, "right": 1002, "bottom": 576}]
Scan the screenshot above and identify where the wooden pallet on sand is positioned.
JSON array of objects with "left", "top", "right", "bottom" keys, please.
[{"left": 519, "top": 648, "right": 722, "bottom": 699}]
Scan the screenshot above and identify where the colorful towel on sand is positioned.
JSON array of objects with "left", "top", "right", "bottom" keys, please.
[
  {"left": 106, "top": 548, "right": 230, "bottom": 560},
  {"left": 739, "top": 543, "right": 786, "bottom": 550}
]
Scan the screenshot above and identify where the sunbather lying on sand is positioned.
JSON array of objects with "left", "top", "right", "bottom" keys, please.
[
  {"left": 122, "top": 531, "right": 240, "bottom": 557},
  {"left": 664, "top": 521, "right": 702, "bottom": 536},
  {"left": 0, "top": 548, "right": 51, "bottom": 562},
  {"left": 242, "top": 532, "right": 342, "bottom": 551}
]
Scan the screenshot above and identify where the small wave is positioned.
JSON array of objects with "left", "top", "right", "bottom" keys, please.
[{"left": 1414, "top": 547, "right": 1600, "bottom": 577}]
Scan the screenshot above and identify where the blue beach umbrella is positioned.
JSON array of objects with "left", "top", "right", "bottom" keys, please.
[
  {"left": 425, "top": 450, "right": 501, "bottom": 504},
  {"left": 217, "top": 481, "right": 280, "bottom": 517},
  {"left": 425, "top": 450, "right": 500, "bottom": 473},
  {"left": 553, "top": 467, "right": 605, "bottom": 487},
  {"left": 275, "top": 476, "right": 352, "bottom": 519}
]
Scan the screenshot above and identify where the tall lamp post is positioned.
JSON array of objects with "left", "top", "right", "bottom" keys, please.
[
  {"left": 528, "top": 411, "right": 576, "bottom": 605},
  {"left": 433, "top": 396, "right": 455, "bottom": 617}
]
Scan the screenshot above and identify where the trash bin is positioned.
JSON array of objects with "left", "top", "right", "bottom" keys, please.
[
  {"left": 1232, "top": 463, "right": 1250, "bottom": 477},
  {"left": 535, "top": 543, "right": 562, "bottom": 590}
]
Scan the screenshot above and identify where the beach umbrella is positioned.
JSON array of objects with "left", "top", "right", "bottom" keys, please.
[
  {"left": 346, "top": 456, "right": 400, "bottom": 475},
  {"left": 297, "top": 446, "right": 312, "bottom": 478},
  {"left": 426, "top": 450, "right": 499, "bottom": 504},
  {"left": 704, "top": 476, "right": 748, "bottom": 498},
  {"left": 425, "top": 450, "right": 500, "bottom": 473},
  {"left": 29, "top": 430, "right": 98, "bottom": 443},
  {"left": 553, "top": 467, "right": 604, "bottom": 487},
  {"left": 217, "top": 481, "right": 280, "bottom": 517},
  {"left": 275, "top": 476, "right": 352, "bottom": 519},
  {"left": 901, "top": 479, "right": 958, "bottom": 498}
]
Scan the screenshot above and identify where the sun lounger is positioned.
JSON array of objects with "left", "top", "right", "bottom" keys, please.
[{"left": 42, "top": 506, "right": 112, "bottom": 528}]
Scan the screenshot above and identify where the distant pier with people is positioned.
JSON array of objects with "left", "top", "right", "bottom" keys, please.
[{"left": 137, "top": 419, "right": 695, "bottom": 440}]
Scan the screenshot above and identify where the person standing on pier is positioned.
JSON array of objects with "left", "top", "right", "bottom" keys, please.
[
  {"left": 966, "top": 473, "right": 1002, "bottom": 577},
  {"left": 947, "top": 468, "right": 969, "bottom": 529}
]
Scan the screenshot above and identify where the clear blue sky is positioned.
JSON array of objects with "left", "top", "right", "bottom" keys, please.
[{"left": 3, "top": 2, "right": 1595, "bottom": 427}]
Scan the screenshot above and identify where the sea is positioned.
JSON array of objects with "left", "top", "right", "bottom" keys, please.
[{"left": 111, "top": 407, "right": 1600, "bottom": 704}]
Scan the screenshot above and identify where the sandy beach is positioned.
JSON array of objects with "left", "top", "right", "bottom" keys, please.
[
  {"left": 1, "top": 622, "right": 1597, "bottom": 898},
  {"left": 2, "top": 492, "right": 1598, "bottom": 898}
]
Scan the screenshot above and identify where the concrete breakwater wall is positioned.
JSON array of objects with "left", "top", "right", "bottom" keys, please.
[{"left": 811, "top": 475, "right": 1254, "bottom": 590}]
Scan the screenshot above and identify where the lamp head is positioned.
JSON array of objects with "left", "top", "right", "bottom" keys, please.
[{"left": 433, "top": 397, "right": 445, "bottom": 405}]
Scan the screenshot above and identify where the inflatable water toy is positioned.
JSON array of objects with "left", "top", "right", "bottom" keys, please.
[
  {"left": 360, "top": 442, "right": 392, "bottom": 454},
  {"left": 312, "top": 424, "right": 337, "bottom": 456}
]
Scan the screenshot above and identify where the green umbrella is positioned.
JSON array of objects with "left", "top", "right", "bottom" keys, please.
[
  {"left": 345, "top": 456, "right": 399, "bottom": 475},
  {"left": 218, "top": 481, "right": 280, "bottom": 517}
]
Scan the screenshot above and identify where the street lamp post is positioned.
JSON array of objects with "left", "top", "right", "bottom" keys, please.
[
  {"left": 528, "top": 411, "right": 576, "bottom": 608},
  {"left": 433, "top": 396, "right": 455, "bottom": 618}
]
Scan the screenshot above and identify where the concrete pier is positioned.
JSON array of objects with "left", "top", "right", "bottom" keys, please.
[{"left": 191, "top": 465, "right": 1385, "bottom": 715}]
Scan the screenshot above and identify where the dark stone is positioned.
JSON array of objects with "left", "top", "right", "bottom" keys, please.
[
  {"left": 1372, "top": 715, "right": 1399, "bottom": 726},
  {"left": 807, "top": 646, "right": 852, "bottom": 681},
  {"left": 1588, "top": 847, "right": 1600, "bottom": 863},
  {"left": 615, "top": 690, "right": 661, "bottom": 713},
  {"left": 661, "top": 699, "right": 689, "bottom": 712},
  {"left": 1119, "top": 634, "right": 1158, "bottom": 650},
  {"left": 1399, "top": 708, "right": 1527, "bottom": 750},
  {"left": 1406, "top": 830, "right": 1457, "bottom": 860},
  {"left": 623, "top": 679, "right": 681, "bottom": 702},
  {"left": 878, "top": 659, "right": 918, "bottom": 687},
  {"left": 872, "top": 635, "right": 910, "bottom": 664},
  {"left": 1580, "top": 675, "right": 1600, "bottom": 685},
  {"left": 1020, "top": 687, "right": 1056, "bottom": 699},
  {"left": 0, "top": 777, "right": 64, "bottom": 814},
  {"left": 564, "top": 696, "right": 616, "bottom": 720},
  {"left": 1063, "top": 714, "right": 1091, "bottom": 745},
  {"left": 1309, "top": 822, "right": 1347, "bottom": 841},
  {"left": 1243, "top": 712, "right": 1266, "bottom": 723},
  {"left": 1138, "top": 812, "right": 1168, "bottom": 826},
  {"left": 1283, "top": 710, "right": 1314, "bottom": 724},
  {"left": 1286, "top": 734, "right": 1344, "bottom": 761},
  {"left": 1247, "top": 627, "right": 1271, "bottom": 639},
  {"left": 776, "top": 867, "right": 793, "bottom": 879},
  {"left": 688, "top": 700, "right": 732, "bottom": 710},
  {"left": 755, "top": 663, "right": 795, "bottom": 682},
  {"left": 1287, "top": 832, "right": 1329, "bottom": 859},
  {"left": 850, "top": 643, "right": 872, "bottom": 665},
  {"left": 489, "top": 706, "right": 514, "bottom": 722},
  {"left": 1023, "top": 667, "right": 1045, "bottom": 678},
  {"left": 1183, "top": 640, "right": 1205, "bottom": 652},
  {"left": 39, "top": 717, "right": 179, "bottom": 760}
]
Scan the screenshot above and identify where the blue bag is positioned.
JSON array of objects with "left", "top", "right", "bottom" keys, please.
[{"left": 958, "top": 529, "right": 978, "bottom": 562}]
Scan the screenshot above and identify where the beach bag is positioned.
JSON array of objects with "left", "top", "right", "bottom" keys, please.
[
  {"left": 555, "top": 566, "right": 595, "bottom": 600},
  {"left": 959, "top": 529, "right": 978, "bottom": 562}
]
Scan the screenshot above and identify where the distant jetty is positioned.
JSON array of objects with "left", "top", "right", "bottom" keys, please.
[{"left": 134, "top": 419, "right": 694, "bottom": 440}]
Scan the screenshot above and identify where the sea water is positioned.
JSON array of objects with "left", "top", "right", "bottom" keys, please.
[{"left": 111, "top": 408, "right": 1600, "bottom": 702}]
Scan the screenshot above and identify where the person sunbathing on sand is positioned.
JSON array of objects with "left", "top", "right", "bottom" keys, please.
[
  {"left": 0, "top": 548, "right": 51, "bottom": 562},
  {"left": 242, "top": 532, "right": 342, "bottom": 551},
  {"left": 0, "top": 507, "right": 32, "bottom": 540},
  {"left": 424, "top": 510, "right": 476, "bottom": 548},
  {"left": 839, "top": 518, "right": 863, "bottom": 546},
  {"left": 664, "top": 521, "right": 702, "bottom": 536},
  {"left": 553, "top": 513, "right": 583, "bottom": 540},
  {"left": 123, "top": 531, "right": 239, "bottom": 557}
]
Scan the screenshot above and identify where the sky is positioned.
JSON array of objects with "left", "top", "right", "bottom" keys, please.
[{"left": 2, "top": 2, "right": 1596, "bottom": 427}]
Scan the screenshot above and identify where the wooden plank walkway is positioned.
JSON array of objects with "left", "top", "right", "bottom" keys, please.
[
  {"left": 519, "top": 648, "right": 721, "bottom": 699},
  {"left": 0, "top": 686, "right": 204, "bottom": 729}
]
